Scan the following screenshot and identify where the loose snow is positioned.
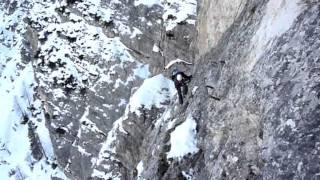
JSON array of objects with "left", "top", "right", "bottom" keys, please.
[
  {"left": 163, "top": 0, "right": 197, "bottom": 31},
  {"left": 167, "top": 114, "right": 198, "bottom": 159},
  {"left": 136, "top": 161, "right": 144, "bottom": 179},
  {"left": 0, "top": 63, "right": 66, "bottom": 179},
  {"left": 152, "top": 44, "right": 160, "bottom": 53},
  {"left": 0, "top": 5, "right": 67, "bottom": 177},
  {"left": 134, "top": 0, "right": 161, "bottom": 8},
  {"left": 128, "top": 74, "right": 176, "bottom": 115},
  {"left": 134, "top": 0, "right": 197, "bottom": 31}
]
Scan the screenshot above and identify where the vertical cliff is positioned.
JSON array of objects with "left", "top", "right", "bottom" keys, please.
[
  {"left": 189, "top": 0, "right": 320, "bottom": 179},
  {"left": 0, "top": 0, "right": 319, "bottom": 179}
]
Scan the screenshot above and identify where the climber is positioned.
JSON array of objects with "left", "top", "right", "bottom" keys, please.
[{"left": 171, "top": 68, "right": 192, "bottom": 104}]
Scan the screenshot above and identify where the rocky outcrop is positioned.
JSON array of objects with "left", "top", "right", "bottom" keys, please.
[{"left": 10, "top": 0, "right": 197, "bottom": 179}]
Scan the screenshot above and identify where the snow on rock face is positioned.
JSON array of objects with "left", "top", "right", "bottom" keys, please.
[
  {"left": 0, "top": 4, "right": 26, "bottom": 89},
  {"left": 162, "top": 0, "right": 197, "bottom": 31},
  {"left": 1, "top": 0, "right": 155, "bottom": 178},
  {"left": 136, "top": 161, "right": 144, "bottom": 179},
  {"left": 27, "top": 0, "right": 155, "bottom": 178},
  {"left": 0, "top": 0, "right": 196, "bottom": 178},
  {"left": 134, "top": 0, "right": 161, "bottom": 8},
  {"left": 0, "top": 64, "right": 66, "bottom": 179},
  {"left": 91, "top": 74, "right": 175, "bottom": 179},
  {"left": 129, "top": 74, "right": 176, "bottom": 115},
  {"left": 0, "top": 2, "right": 67, "bottom": 179},
  {"left": 167, "top": 114, "right": 198, "bottom": 159},
  {"left": 134, "top": 0, "right": 197, "bottom": 31}
]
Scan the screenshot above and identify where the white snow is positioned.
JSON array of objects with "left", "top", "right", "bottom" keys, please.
[
  {"left": 0, "top": 63, "right": 67, "bottom": 179},
  {"left": 128, "top": 74, "right": 176, "bottom": 115},
  {"left": 248, "top": 0, "right": 304, "bottom": 71},
  {"left": 182, "top": 171, "right": 192, "bottom": 180},
  {"left": 167, "top": 114, "right": 198, "bottom": 159},
  {"left": 130, "top": 27, "right": 143, "bottom": 39},
  {"left": 133, "top": 0, "right": 197, "bottom": 31},
  {"left": 94, "top": 74, "right": 175, "bottom": 178},
  {"left": 92, "top": 111, "right": 127, "bottom": 179},
  {"left": 285, "top": 119, "right": 296, "bottom": 129},
  {"left": 52, "top": 89, "right": 66, "bottom": 99},
  {"left": 147, "top": 21, "right": 153, "bottom": 26},
  {"left": 79, "top": 107, "right": 105, "bottom": 135},
  {"left": 163, "top": 0, "right": 197, "bottom": 31},
  {"left": 167, "top": 118, "right": 177, "bottom": 130},
  {"left": 133, "top": 64, "right": 151, "bottom": 79},
  {"left": 136, "top": 161, "right": 144, "bottom": 179},
  {"left": 77, "top": 145, "right": 91, "bottom": 156},
  {"left": 279, "top": 118, "right": 297, "bottom": 132},
  {"left": 96, "top": 75, "right": 174, "bottom": 153},
  {"left": 186, "top": 19, "right": 196, "bottom": 25},
  {"left": 1, "top": 0, "right": 197, "bottom": 178},
  {"left": 92, "top": 169, "right": 119, "bottom": 180},
  {"left": 182, "top": 168, "right": 194, "bottom": 180},
  {"left": 192, "top": 86, "right": 198, "bottom": 95},
  {"left": 152, "top": 44, "right": 160, "bottom": 52},
  {"left": 134, "top": 0, "right": 161, "bottom": 7},
  {"left": 154, "top": 104, "right": 174, "bottom": 128}
]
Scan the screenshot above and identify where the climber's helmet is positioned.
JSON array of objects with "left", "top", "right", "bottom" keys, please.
[{"left": 176, "top": 74, "right": 183, "bottom": 81}]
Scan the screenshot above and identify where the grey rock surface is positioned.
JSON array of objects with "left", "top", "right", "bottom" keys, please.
[
  {"left": 0, "top": 0, "right": 319, "bottom": 179},
  {"left": 186, "top": 0, "right": 320, "bottom": 179}
]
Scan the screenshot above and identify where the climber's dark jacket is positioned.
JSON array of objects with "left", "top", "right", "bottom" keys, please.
[{"left": 171, "top": 71, "right": 192, "bottom": 104}]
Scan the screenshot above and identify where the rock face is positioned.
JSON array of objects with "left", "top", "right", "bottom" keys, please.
[
  {"left": 0, "top": 0, "right": 319, "bottom": 179},
  {"left": 191, "top": 0, "right": 320, "bottom": 179},
  {"left": 197, "top": 0, "right": 245, "bottom": 56}
]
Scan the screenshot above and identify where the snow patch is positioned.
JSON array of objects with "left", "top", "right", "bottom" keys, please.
[
  {"left": 0, "top": 63, "right": 66, "bottom": 179},
  {"left": 285, "top": 119, "right": 296, "bottom": 129},
  {"left": 134, "top": 0, "right": 161, "bottom": 7},
  {"left": 182, "top": 169, "right": 194, "bottom": 180},
  {"left": 128, "top": 74, "right": 175, "bottom": 115},
  {"left": 163, "top": 0, "right": 197, "bottom": 31},
  {"left": 79, "top": 107, "right": 105, "bottom": 134},
  {"left": 133, "top": 64, "right": 151, "bottom": 79},
  {"left": 167, "top": 114, "right": 198, "bottom": 159},
  {"left": 134, "top": 0, "right": 197, "bottom": 31},
  {"left": 136, "top": 161, "right": 144, "bottom": 179},
  {"left": 192, "top": 86, "right": 198, "bottom": 95},
  {"left": 152, "top": 44, "right": 160, "bottom": 52},
  {"left": 130, "top": 27, "right": 143, "bottom": 39},
  {"left": 94, "top": 75, "right": 174, "bottom": 177},
  {"left": 167, "top": 118, "right": 177, "bottom": 130},
  {"left": 77, "top": 145, "right": 91, "bottom": 156},
  {"left": 92, "top": 169, "right": 119, "bottom": 180},
  {"left": 154, "top": 104, "right": 174, "bottom": 128}
]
